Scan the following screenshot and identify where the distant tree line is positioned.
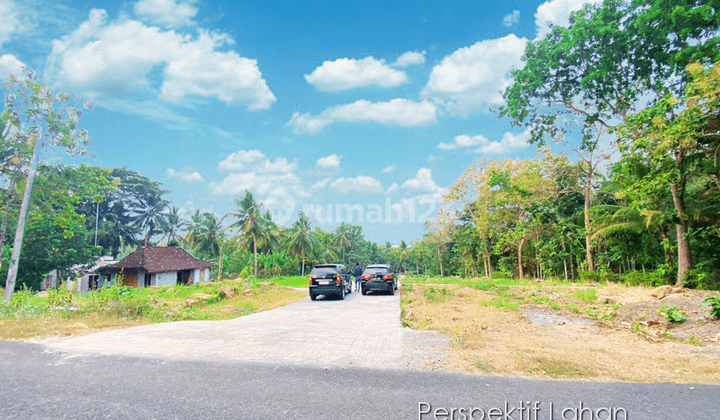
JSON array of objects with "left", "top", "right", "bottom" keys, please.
[{"left": 407, "top": 0, "right": 720, "bottom": 288}]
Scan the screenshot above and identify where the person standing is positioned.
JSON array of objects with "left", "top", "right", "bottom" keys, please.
[{"left": 353, "top": 262, "right": 362, "bottom": 293}]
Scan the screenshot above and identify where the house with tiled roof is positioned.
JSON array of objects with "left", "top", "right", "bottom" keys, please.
[{"left": 98, "top": 246, "right": 214, "bottom": 288}]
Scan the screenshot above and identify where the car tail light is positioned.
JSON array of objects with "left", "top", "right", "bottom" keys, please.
[
  {"left": 309, "top": 275, "right": 313, "bottom": 285},
  {"left": 361, "top": 275, "right": 369, "bottom": 280},
  {"left": 336, "top": 273, "right": 341, "bottom": 284},
  {"left": 384, "top": 274, "right": 393, "bottom": 280}
]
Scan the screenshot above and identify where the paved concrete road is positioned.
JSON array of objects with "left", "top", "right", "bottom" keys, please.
[
  {"left": 2, "top": 341, "right": 719, "bottom": 420},
  {"left": 41, "top": 290, "right": 447, "bottom": 369}
]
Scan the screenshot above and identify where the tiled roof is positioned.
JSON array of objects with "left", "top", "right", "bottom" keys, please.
[{"left": 98, "top": 247, "right": 214, "bottom": 274}]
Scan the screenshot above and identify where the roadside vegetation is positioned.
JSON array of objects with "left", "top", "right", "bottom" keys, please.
[
  {"left": 401, "top": 275, "right": 720, "bottom": 383},
  {"left": 0, "top": 277, "right": 306, "bottom": 341}
]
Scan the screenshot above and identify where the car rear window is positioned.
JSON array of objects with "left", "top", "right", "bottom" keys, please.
[
  {"left": 311, "top": 266, "right": 339, "bottom": 275},
  {"left": 363, "top": 267, "right": 389, "bottom": 275}
]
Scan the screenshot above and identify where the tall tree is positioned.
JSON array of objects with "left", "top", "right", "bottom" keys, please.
[
  {"left": 618, "top": 61, "right": 720, "bottom": 284},
  {"left": 230, "top": 190, "right": 270, "bottom": 277},
  {"left": 3, "top": 70, "right": 91, "bottom": 301},
  {"left": 286, "top": 211, "right": 316, "bottom": 275},
  {"left": 498, "top": 0, "right": 720, "bottom": 284}
]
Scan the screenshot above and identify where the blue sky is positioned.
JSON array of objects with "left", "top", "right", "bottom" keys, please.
[{"left": 0, "top": 0, "right": 601, "bottom": 244}]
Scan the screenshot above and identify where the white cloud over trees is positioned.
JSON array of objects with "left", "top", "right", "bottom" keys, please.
[
  {"left": 289, "top": 99, "right": 437, "bottom": 134},
  {"left": 304, "top": 56, "right": 408, "bottom": 92}
]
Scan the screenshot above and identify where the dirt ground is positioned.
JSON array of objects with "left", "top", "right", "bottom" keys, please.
[{"left": 400, "top": 282, "right": 720, "bottom": 383}]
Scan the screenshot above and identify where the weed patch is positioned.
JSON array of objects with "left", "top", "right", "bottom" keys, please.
[
  {"left": 527, "top": 357, "right": 593, "bottom": 379},
  {"left": 573, "top": 288, "right": 597, "bottom": 302}
]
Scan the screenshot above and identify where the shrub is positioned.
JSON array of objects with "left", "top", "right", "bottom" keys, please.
[
  {"left": 47, "top": 287, "right": 74, "bottom": 307},
  {"left": 622, "top": 270, "right": 666, "bottom": 287},
  {"left": 702, "top": 295, "right": 720, "bottom": 319},
  {"left": 492, "top": 271, "right": 513, "bottom": 279},
  {"left": 683, "top": 269, "right": 719, "bottom": 290},
  {"left": 573, "top": 288, "right": 597, "bottom": 302},
  {"left": 658, "top": 306, "right": 686, "bottom": 323}
]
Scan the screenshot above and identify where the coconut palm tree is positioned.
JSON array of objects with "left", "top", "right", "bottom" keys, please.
[
  {"left": 229, "top": 190, "right": 272, "bottom": 277},
  {"left": 286, "top": 211, "right": 317, "bottom": 275},
  {"left": 312, "top": 228, "right": 339, "bottom": 264},
  {"left": 134, "top": 194, "right": 169, "bottom": 246},
  {"left": 162, "top": 206, "right": 183, "bottom": 244}
]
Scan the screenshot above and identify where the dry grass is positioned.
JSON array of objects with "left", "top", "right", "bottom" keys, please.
[
  {"left": 0, "top": 314, "right": 150, "bottom": 341},
  {"left": 401, "top": 283, "right": 720, "bottom": 383},
  {"left": 1, "top": 283, "right": 306, "bottom": 341}
]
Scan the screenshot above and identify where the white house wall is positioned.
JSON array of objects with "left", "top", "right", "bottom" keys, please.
[{"left": 156, "top": 272, "right": 176, "bottom": 286}]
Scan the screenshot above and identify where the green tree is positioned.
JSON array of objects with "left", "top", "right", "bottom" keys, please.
[
  {"left": 498, "top": 0, "right": 720, "bottom": 283},
  {"left": 3, "top": 70, "right": 92, "bottom": 301},
  {"left": 230, "top": 190, "right": 272, "bottom": 277},
  {"left": 618, "top": 61, "right": 720, "bottom": 285},
  {"left": 286, "top": 211, "right": 317, "bottom": 275}
]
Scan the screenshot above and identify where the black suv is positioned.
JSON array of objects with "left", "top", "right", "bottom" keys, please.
[
  {"left": 308, "top": 264, "right": 352, "bottom": 300},
  {"left": 360, "top": 264, "right": 397, "bottom": 295}
]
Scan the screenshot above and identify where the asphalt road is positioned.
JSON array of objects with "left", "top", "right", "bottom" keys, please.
[
  {"left": 3, "top": 291, "right": 719, "bottom": 419},
  {"left": 1, "top": 341, "right": 718, "bottom": 420}
]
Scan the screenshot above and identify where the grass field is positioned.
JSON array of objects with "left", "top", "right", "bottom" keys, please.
[
  {"left": 0, "top": 278, "right": 306, "bottom": 341},
  {"left": 265, "top": 275, "right": 309, "bottom": 288},
  {"left": 400, "top": 276, "right": 720, "bottom": 383}
]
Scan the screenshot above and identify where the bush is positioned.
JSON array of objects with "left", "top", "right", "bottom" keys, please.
[
  {"left": 622, "top": 270, "right": 666, "bottom": 287},
  {"left": 573, "top": 288, "right": 597, "bottom": 302},
  {"left": 492, "top": 270, "right": 513, "bottom": 279},
  {"left": 47, "top": 287, "right": 74, "bottom": 307},
  {"left": 658, "top": 306, "right": 686, "bottom": 323},
  {"left": 683, "top": 269, "right": 719, "bottom": 290},
  {"left": 702, "top": 295, "right": 720, "bottom": 319}
]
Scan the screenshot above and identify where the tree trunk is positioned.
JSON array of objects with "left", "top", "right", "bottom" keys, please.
[
  {"left": 670, "top": 179, "right": 692, "bottom": 286},
  {"left": 485, "top": 253, "right": 493, "bottom": 279},
  {"left": 518, "top": 236, "right": 526, "bottom": 280},
  {"left": 301, "top": 257, "right": 305, "bottom": 276},
  {"left": 5, "top": 135, "right": 41, "bottom": 302},
  {"left": 436, "top": 247, "right": 444, "bottom": 277},
  {"left": 0, "top": 176, "right": 18, "bottom": 273},
  {"left": 584, "top": 172, "right": 595, "bottom": 272},
  {"left": 561, "top": 238, "right": 568, "bottom": 281},
  {"left": 218, "top": 242, "right": 224, "bottom": 282},
  {"left": 253, "top": 235, "right": 258, "bottom": 277}
]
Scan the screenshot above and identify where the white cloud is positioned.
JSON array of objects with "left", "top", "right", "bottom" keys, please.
[
  {"left": 316, "top": 154, "right": 342, "bottom": 170},
  {"left": 427, "top": 154, "right": 443, "bottom": 162},
  {"left": 535, "top": 0, "right": 602, "bottom": 39},
  {"left": 381, "top": 164, "right": 396, "bottom": 174},
  {"left": 438, "top": 134, "right": 490, "bottom": 150},
  {"left": 422, "top": 34, "right": 527, "bottom": 116},
  {"left": 502, "top": 10, "right": 521, "bottom": 27},
  {"left": 440, "top": 128, "right": 531, "bottom": 155},
  {"left": 210, "top": 172, "right": 302, "bottom": 197},
  {"left": 0, "top": 54, "right": 25, "bottom": 79},
  {"left": 46, "top": 9, "right": 276, "bottom": 110},
  {"left": 0, "top": 0, "right": 19, "bottom": 47},
  {"left": 394, "top": 51, "right": 426, "bottom": 67},
  {"left": 386, "top": 183, "right": 399, "bottom": 194},
  {"left": 312, "top": 177, "right": 332, "bottom": 190},
  {"left": 401, "top": 168, "right": 442, "bottom": 194},
  {"left": 304, "top": 56, "right": 408, "bottom": 92},
  {"left": 218, "top": 149, "right": 296, "bottom": 173},
  {"left": 289, "top": 99, "right": 437, "bottom": 134},
  {"left": 210, "top": 149, "right": 304, "bottom": 197},
  {"left": 474, "top": 128, "right": 531, "bottom": 155},
  {"left": 134, "top": 0, "right": 198, "bottom": 28},
  {"left": 330, "top": 176, "right": 383, "bottom": 194},
  {"left": 165, "top": 167, "right": 204, "bottom": 182}
]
